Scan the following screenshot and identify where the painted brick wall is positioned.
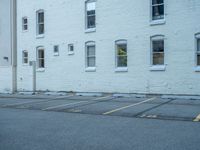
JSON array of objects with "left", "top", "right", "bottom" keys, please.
[
  {"left": 17, "top": 0, "right": 200, "bottom": 95},
  {"left": 0, "top": 67, "right": 12, "bottom": 93}
]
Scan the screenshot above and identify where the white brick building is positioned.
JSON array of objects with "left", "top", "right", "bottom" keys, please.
[
  {"left": 0, "top": 0, "right": 17, "bottom": 93},
  {"left": 1, "top": 0, "right": 200, "bottom": 95}
]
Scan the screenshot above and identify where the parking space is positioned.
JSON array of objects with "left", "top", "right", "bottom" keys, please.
[{"left": 0, "top": 94, "right": 200, "bottom": 122}]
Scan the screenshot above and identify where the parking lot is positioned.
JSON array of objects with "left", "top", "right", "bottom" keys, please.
[
  {"left": 1, "top": 94, "right": 200, "bottom": 150},
  {"left": 0, "top": 94, "right": 200, "bottom": 122}
]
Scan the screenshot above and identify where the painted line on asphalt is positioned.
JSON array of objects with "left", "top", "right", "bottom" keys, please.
[
  {"left": 54, "top": 94, "right": 74, "bottom": 100},
  {"left": 193, "top": 114, "right": 200, "bottom": 122},
  {"left": 92, "top": 95, "right": 112, "bottom": 101},
  {"left": 103, "top": 97, "right": 156, "bottom": 115},
  {"left": 42, "top": 101, "right": 88, "bottom": 111}
]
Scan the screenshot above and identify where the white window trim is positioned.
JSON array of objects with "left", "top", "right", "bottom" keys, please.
[
  {"left": 85, "top": 41, "right": 96, "bottom": 72},
  {"left": 115, "top": 39, "right": 128, "bottom": 72},
  {"left": 36, "top": 46, "right": 45, "bottom": 71},
  {"left": 68, "top": 44, "right": 74, "bottom": 55},
  {"left": 150, "top": 0, "right": 166, "bottom": 25},
  {"left": 36, "top": 10, "right": 45, "bottom": 38},
  {"left": 22, "top": 50, "right": 28, "bottom": 65},
  {"left": 85, "top": 0, "right": 96, "bottom": 32},
  {"left": 150, "top": 35, "right": 166, "bottom": 71},
  {"left": 22, "top": 17, "right": 28, "bottom": 32}
]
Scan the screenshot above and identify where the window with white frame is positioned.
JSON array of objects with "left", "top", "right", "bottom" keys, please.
[
  {"left": 22, "top": 17, "right": 28, "bottom": 31},
  {"left": 22, "top": 51, "right": 28, "bottom": 64},
  {"left": 86, "top": 41, "right": 96, "bottom": 68},
  {"left": 53, "top": 45, "right": 59, "bottom": 56},
  {"left": 196, "top": 34, "right": 200, "bottom": 66},
  {"left": 68, "top": 44, "right": 74, "bottom": 54},
  {"left": 116, "top": 40, "right": 128, "bottom": 68},
  {"left": 37, "top": 47, "right": 45, "bottom": 68},
  {"left": 36, "top": 10, "right": 44, "bottom": 35},
  {"left": 152, "top": 0, "right": 164, "bottom": 21},
  {"left": 86, "top": 0, "right": 96, "bottom": 29},
  {"left": 151, "top": 35, "right": 165, "bottom": 65}
]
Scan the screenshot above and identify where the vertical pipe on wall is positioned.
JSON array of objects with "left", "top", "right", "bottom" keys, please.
[{"left": 11, "top": 0, "right": 17, "bottom": 93}]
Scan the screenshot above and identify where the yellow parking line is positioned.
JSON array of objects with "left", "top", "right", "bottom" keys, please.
[
  {"left": 103, "top": 97, "right": 156, "bottom": 115},
  {"left": 42, "top": 101, "right": 88, "bottom": 111},
  {"left": 193, "top": 114, "right": 200, "bottom": 122},
  {"left": 92, "top": 95, "right": 111, "bottom": 101}
]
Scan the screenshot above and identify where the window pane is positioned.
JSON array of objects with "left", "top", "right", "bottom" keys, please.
[
  {"left": 197, "top": 39, "right": 200, "bottom": 52},
  {"left": 38, "top": 12, "right": 44, "bottom": 23},
  {"left": 38, "top": 50, "right": 44, "bottom": 58},
  {"left": 54, "top": 46, "right": 59, "bottom": 53},
  {"left": 39, "top": 59, "right": 45, "bottom": 68},
  {"left": 23, "top": 52, "right": 28, "bottom": 57},
  {"left": 153, "top": 40, "right": 164, "bottom": 52},
  {"left": 24, "top": 25, "right": 28, "bottom": 30},
  {"left": 197, "top": 54, "right": 200, "bottom": 66},
  {"left": 152, "top": 0, "right": 164, "bottom": 5},
  {"left": 87, "top": 46, "right": 95, "bottom": 56},
  {"left": 153, "top": 53, "right": 164, "bottom": 65},
  {"left": 117, "top": 44, "right": 127, "bottom": 56},
  {"left": 39, "top": 24, "right": 44, "bottom": 34},
  {"left": 117, "top": 56, "right": 127, "bottom": 67},
  {"left": 24, "top": 58, "right": 28, "bottom": 64},
  {"left": 69, "top": 45, "right": 74, "bottom": 52},
  {"left": 23, "top": 18, "right": 27, "bottom": 24},
  {"left": 87, "top": 15, "right": 95, "bottom": 28},
  {"left": 87, "top": 57, "right": 95, "bottom": 67},
  {"left": 152, "top": 5, "right": 164, "bottom": 20}
]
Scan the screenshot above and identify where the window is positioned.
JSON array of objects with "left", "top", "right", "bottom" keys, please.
[
  {"left": 37, "top": 47, "right": 45, "bottom": 68},
  {"left": 86, "top": 41, "right": 96, "bottom": 68},
  {"left": 22, "top": 17, "right": 28, "bottom": 31},
  {"left": 68, "top": 44, "right": 74, "bottom": 55},
  {"left": 196, "top": 35, "right": 200, "bottom": 66},
  {"left": 151, "top": 35, "right": 165, "bottom": 65},
  {"left": 152, "top": 0, "right": 164, "bottom": 21},
  {"left": 53, "top": 45, "right": 59, "bottom": 56},
  {"left": 86, "top": 0, "right": 96, "bottom": 29},
  {"left": 22, "top": 51, "right": 28, "bottom": 64},
  {"left": 36, "top": 10, "right": 44, "bottom": 35},
  {"left": 116, "top": 40, "right": 128, "bottom": 68}
]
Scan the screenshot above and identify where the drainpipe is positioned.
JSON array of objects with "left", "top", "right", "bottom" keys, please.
[{"left": 11, "top": 0, "right": 17, "bottom": 93}]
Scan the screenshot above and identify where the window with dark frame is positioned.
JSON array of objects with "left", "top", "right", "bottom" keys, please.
[
  {"left": 37, "top": 11, "right": 44, "bottom": 35},
  {"left": 152, "top": 0, "right": 164, "bottom": 21},
  {"left": 86, "top": 43, "right": 96, "bottom": 67},
  {"left": 197, "top": 39, "right": 200, "bottom": 66},
  {"left": 22, "top": 17, "right": 28, "bottom": 31},
  {"left": 152, "top": 39, "right": 164, "bottom": 65},
  {"left": 116, "top": 41, "right": 127, "bottom": 68},
  {"left": 86, "top": 1, "right": 96, "bottom": 29},
  {"left": 37, "top": 48, "right": 45, "bottom": 68},
  {"left": 22, "top": 51, "right": 28, "bottom": 64},
  {"left": 54, "top": 45, "right": 59, "bottom": 55},
  {"left": 68, "top": 44, "right": 74, "bottom": 54}
]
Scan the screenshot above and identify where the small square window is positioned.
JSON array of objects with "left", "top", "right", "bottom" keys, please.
[
  {"left": 68, "top": 44, "right": 74, "bottom": 55},
  {"left": 53, "top": 45, "right": 59, "bottom": 56}
]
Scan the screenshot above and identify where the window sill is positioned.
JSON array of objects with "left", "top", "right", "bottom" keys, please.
[
  {"left": 53, "top": 53, "right": 59, "bottom": 56},
  {"left": 22, "top": 63, "right": 29, "bottom": 66},
  {"left": 68, "top": 52, "right": 74, "bottom": 55},
  {"left": 115, "top": 67, "right": 128, "bottom": 72},
  {"left": 85, "top": 67, "right": 96, "bottom": 72},
  {"left": 194, "top": 67, "right": 200, "bottom": 72},
  {"left": 22, "top": 30, "right": 28, "bottom": 33},
  {"left": 150, "top": 65, "right": 166, "bottom": 71},
  {"left": 36, "top": 68, "right": 45, "bottom": 72},
  {"left": 36, "top": 34, "right": 45, "bottom": 39},
  {"left": 150, "top": 19, "right": 166, "bottom": 26},
  {"left": 85, "top": 28, "right": 96, "bottom": 33}
]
